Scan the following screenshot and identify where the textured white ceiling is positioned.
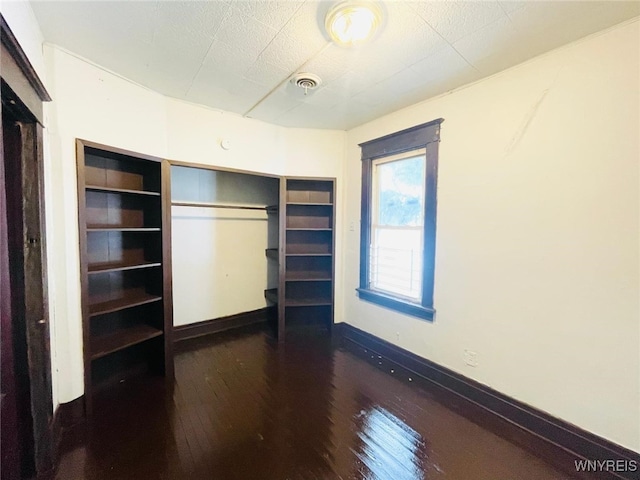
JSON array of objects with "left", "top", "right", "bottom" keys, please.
[{"left": 31, "top": 1, "right": 640, "bottom": 130}]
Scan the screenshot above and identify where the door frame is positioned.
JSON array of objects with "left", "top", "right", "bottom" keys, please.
[{"left": 1, "top": 13, "right": 54, "bottom": 476}]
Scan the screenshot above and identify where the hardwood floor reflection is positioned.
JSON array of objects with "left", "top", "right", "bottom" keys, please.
[{"left": 56, "top": 325, "right": 577, "bottom": 479}]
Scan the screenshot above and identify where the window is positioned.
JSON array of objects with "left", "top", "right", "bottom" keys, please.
[
  {"left": 370, "top": 150, "right": 426, "bottom": 301},
  {"left": 357, "top": 119, "right": 443, "bottom": 320}
]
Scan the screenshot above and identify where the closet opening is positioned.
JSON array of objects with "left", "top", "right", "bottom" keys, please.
[{"left": 169, "top": 162, "right": 280, "bottom": 339}]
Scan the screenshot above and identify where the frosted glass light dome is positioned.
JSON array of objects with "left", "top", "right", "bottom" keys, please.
[{"left": 325, "top": 2, "right": 382, "bottom": 46}]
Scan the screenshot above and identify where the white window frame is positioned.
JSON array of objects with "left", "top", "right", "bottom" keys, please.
[{"left": 369, "top": 150, "right": 426, "bottom": 302}]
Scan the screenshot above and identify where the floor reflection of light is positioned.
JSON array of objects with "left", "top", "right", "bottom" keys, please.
[{"left": 356, "top": 406, "right": 425, "bottom": 480}]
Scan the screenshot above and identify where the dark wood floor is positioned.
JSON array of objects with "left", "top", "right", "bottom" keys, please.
[{"left": 56, "top": 324, "right": 578, "bottom": 479}]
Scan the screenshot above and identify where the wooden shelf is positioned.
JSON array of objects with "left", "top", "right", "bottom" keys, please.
[
  {"left": 286, "top": 204, "right": 333, "bottom": 229},
  {"left": 286, "top": 180, "right": 333, "bottom": 204},
  {"left": 285, "top": 298, "right": 333, "bottom": 307},
  {"left": 88, "top": 261, "right": 161, "bottom": 274},
  {"left": 86, "top": 185, "right": 160, "bottom": 196},
  {"left": 91, "top": 357, "right": 150, "bottom": 394},
  {"left": 278, "top": 178, "right": 335, "bottom": 340},
  {"left": 87, "top": 227, "right": 161, "bottom": 232},
  {"left": 78, "top": 140, "right": 172, "bottom": 415},
  {"left": 264, "top": 288, "right": 278, "bottom": 304},
  {"left": 171, "top": 201, "right": 268, "bottom": 211},
  {"left": 285, "top": 272, "right": 332, "bottom": 281},
  {"left": 265, "top": 248, "right": 278, "bottom": 260},
  {"left": 89, "top": 293, "right": 162, "bottom": 317},
  {"left": 91, "top": 324, "right": 163, "bottom": 360},
  {"left": 286, "top": 228, "right": 332, "bottom": 231},
  {"left": 285, "top": 232, "right": 332, "bottom": 255},
  {"left": 286, "top": 202, "right": 332, "bottom": 206}
]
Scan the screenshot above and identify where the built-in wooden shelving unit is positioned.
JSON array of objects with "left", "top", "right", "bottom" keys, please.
[
  {"left": 272, "top": 178, "right": 335, "bottom": 341},
  {"left": 76, "top": 139, "right": 173, "bottom": 414}
]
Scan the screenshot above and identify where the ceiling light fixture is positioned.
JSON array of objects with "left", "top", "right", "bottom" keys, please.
[{"left": 325, "top": 1, "right": 382, "bottom": 47}]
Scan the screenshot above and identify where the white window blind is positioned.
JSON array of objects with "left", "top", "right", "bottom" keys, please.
[{"left": 369, "top": 149, "right": 426, "bottom": 302}]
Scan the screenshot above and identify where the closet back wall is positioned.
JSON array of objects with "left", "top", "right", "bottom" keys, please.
[{"left": 171, "top": 166, "right": 278, "bottom": 326}]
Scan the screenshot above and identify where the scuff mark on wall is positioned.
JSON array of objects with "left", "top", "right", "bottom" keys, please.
[
  {"left": 504, "top": 68, "right": 564, "bottom": 158},
  {"left": 504, "top": 88, "right": 550, "bottom": 157}
]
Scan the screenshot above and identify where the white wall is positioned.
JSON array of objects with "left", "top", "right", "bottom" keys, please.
[
  {"left": 343, "top": 20, "right": 640, "bottom": 452},
  {"left": 172, "top": 207, "right": 275, "bottom": 325},
  {"left": 42, "top": 45, "right": 345, "bottom": 403},
  {"left": 1, "top": 0, "right": 46, "bottom": 80}
]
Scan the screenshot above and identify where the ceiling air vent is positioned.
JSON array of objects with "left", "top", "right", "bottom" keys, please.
[{"left": 291, "top": 73, "right": 322, "bottom": 95}]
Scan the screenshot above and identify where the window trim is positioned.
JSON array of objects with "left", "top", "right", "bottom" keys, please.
[{"left": 356, "top": 119, "right": 443, "bottom": 321}]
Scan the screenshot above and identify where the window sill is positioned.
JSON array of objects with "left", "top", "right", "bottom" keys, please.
[{"left": 356, "top": 288, "right": 435, "bottom": 321}]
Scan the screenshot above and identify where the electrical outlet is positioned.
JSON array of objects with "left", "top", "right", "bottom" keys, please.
[
  {"left": 463, "top": 349, "right": 478, "bottom": 367},
  {"left": 349, "top": 221, "right": 355, "bottom": 231},
  {"left": 395, "top": 331, "right": 400, "bottom": 341}
]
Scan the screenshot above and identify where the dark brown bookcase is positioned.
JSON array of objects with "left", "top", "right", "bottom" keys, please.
[
  {"left": 76, "top": 140, "right": 173, "bottom": 414},
  {"left": 275, "top": 178, "right": 335, "bottom": 341}
]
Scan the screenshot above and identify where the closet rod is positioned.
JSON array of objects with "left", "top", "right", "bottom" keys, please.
[{"left": 171, "top": 201, "right": 274, "bottom": 211}]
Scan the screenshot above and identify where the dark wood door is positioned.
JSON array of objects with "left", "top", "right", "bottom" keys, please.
[
  {"left": 1, "top": 101, "right": 20, "bottom": 480},
  {"left": 16, "top": 119, "right": 54, "bottom": 477},
  {"left": 0, "top": 98, "right": 54, "bottom": 478},
  {"left": 1, "top": 107, "right": 33, "bottom": 480}
]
